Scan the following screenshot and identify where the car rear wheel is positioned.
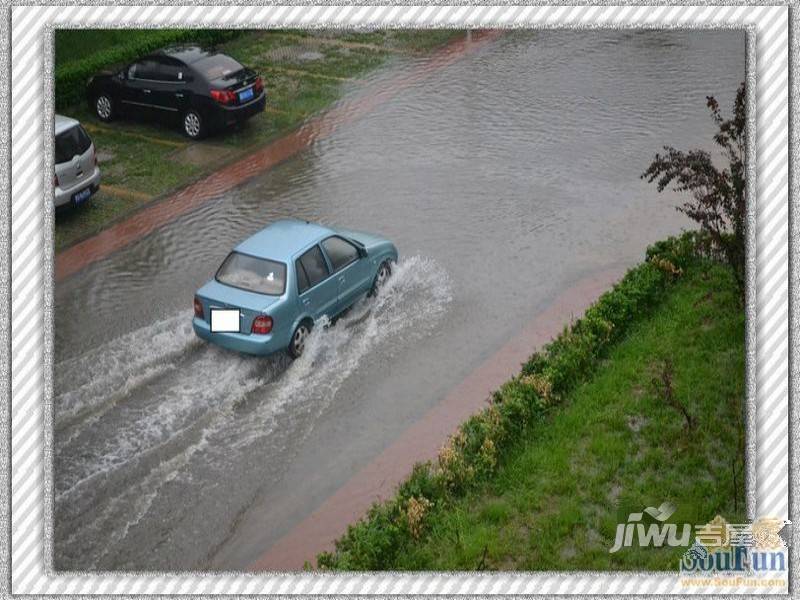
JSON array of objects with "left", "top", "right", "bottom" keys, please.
[
  {"left": 288, "top": 321, "right": 312, "bottom": 359},
  {"left": 182, "top": 109, "right": 205, "bottom": 139},
  {"left": 369, "top": 261, "right": 392, "bottom": 297},
  {"left": 95, "top": 94, "right": 114, "bottom": 122}
]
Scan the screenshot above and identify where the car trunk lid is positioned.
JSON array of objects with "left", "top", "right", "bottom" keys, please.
[
  {"left": 55, "top": 125, "right": 95, "bottom": 189},
  {"left": 209, "top": 69, "right": 259, "bottom": 105},
  {"left": 195, "top": 279, "right": 280, "bottom": 334}
]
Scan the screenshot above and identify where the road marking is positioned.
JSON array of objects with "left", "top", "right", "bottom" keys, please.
[
  {"left": 55, "top": 30, "right": 502, "bottom": 282},
  {"left": 82, "top": 122, "right": 188, "bottom": 148},
  {"left": 99, "top": 184, "right": 153, "bottom": 202},
  {"left": 248, "top": 268, "right": 626, "bottom": 570}
]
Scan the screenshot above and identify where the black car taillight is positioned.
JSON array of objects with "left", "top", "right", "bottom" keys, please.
[
  {"left": 210, "top": 89, "right": 236, "bottom": 105},
  {"left": 252, "top": 315, "right": 273, "bottom": 334}
]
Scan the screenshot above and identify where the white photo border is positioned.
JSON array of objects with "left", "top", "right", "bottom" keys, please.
[{"left": 4, "top": 3, "right": 793, "bottom": 596}]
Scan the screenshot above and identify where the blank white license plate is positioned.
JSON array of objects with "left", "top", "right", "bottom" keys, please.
[{"left": 210, "top": 308, "right": 240, "bottom": 333}]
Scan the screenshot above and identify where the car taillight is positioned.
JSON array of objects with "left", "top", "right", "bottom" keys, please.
[
  {"left": 210, "top": 89, "right": 236, "bottom": 105},
  {"left": 54, "top": 174, "right": 59, "bottom": 188},
  {"left": 193, "top": 297, "right": 203, "bottom": 318},
  {"left": 252, "top": 315, "right": 273, "bottom": 334},
  {"left": 254, "top": 77, "right": 264, "bottom": 93}
]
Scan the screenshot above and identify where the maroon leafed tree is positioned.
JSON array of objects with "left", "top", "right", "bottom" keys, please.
[{"left": 642, "top": 82, "right": 746, "bottom": 296}]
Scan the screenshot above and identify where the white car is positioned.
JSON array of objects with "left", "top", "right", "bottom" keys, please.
[{"left": 54, "top": 114, "right": 101, "bottom": 208}]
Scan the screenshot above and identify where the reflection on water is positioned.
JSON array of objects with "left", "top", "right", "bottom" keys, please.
[{"left": 54, "top": 30, "right": 745, "bottom": 570}]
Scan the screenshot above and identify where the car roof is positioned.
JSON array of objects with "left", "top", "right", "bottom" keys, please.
[
  {"left": 235, "top": 219, "right": 336, "bottom": 261},
  {"left": 153, "top": 45, "right": 218, "bottom": 65},
  {"left": 54, "top": 114, "right": 80, "bottom": 136}
]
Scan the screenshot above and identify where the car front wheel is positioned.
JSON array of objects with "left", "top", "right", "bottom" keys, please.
[
  {"left": 182, "top": 109, "right": 205, "bottom": 139},
  {"left": 95, "top": 94, "right": 114, "bottom": 122},
  {"left": 288, "top": 321, "right": 312, "bottom": 359},
  {"left": 369, "top": 260, "right": 392, "bottom": 297}
]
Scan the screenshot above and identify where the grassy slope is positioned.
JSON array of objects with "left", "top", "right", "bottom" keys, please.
[
  {"left": 388, "top": 262, "right": 745, "bottom": 571},
  {"left": 55, "top": 29, "right": 464, "bottom": 251}
]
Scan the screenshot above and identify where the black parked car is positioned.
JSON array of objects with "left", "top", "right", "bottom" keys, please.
[{"left": 86, "top": 45, "right": 266, "bottom": 139}]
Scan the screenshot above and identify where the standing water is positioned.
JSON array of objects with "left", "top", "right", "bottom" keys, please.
[{"left": 54, "top": 30, "right": 744, "bottom": 570}]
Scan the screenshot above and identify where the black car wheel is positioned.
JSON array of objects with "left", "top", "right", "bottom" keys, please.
[
  {"left": 182, "top": 109, "right": 205, "bottom": 139},
  {"left": 94, "top": 94, "right": 114, "bottom": 122},
  {"left": 369, "top": 261, "right": 392, "bottom": 297},
  {"left": 288, "top": 321, "right": 312, "bottom": 359}
]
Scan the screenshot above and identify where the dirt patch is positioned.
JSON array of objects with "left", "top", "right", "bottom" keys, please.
[
  {"left": 607, "top": 482, "right": 622, "bottom": 504},
  {"left": 559, "top": 544, "right": 577, "bottom": 560},
  {"left": 96, "top": 150, "right": 115, "bottom": 163},
  {"left": 169, "top": 144, "right": 236, "bottom": 168},
  {"left": 586, "top": 528, "right": 605, "bottom": 549},
  {"left": 693, "top": 290, "right": 714, "bottom": 307},
  {"left": 627, "top": 415, "right": 647, "bottom": 433},
  {"left": 298, "top": 50, "right": 325, "bottom": 61},
  {"left": 258, "top": 45, "right": 326, "bottom": 64}
]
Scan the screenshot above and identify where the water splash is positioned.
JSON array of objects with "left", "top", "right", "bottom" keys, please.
[{"left": 54, "top": 255, "right": 451, "bottom": 569}]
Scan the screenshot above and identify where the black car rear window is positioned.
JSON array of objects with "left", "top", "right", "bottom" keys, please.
[
  {"left": 215, "top": 252, "right": 287, "bottom": 296},
  {"left": 55, "top": 125, "right": 92, "bottom": 164},
  {"left": 193, "top": 54, "right": 244, "bottom": 82}
]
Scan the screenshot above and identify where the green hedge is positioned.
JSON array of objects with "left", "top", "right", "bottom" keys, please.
[
  {"left": 55, "top": 29, "right": 244, "bottom": 110},
  {"left": 317, "top": 231, "right": 707, "bottom": 570}
]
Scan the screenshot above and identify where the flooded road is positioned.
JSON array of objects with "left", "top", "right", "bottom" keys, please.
[{"left": 54, "top": 30, "right": 744, "bottom": 571}]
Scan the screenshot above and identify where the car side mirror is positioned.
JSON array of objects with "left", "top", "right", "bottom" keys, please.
[{"left": 357, "top": 246, "right": 368, "bottom": 259}]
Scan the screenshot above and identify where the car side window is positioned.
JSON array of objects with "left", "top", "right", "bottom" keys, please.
[
  {"left": 322, "top": 236, "right": 359, "bottom": 272},
  {"left": 156, "top": 60, "right": 184, "bottom": 83},
  {"left": 295, "top": 258, "right": 311, "bottom": 294},
  {"left": 298, "top": 246, "right": 330, "bottom": 291},
  {"left": 129, "top": 59, "right": 158, "bottom": 81}
]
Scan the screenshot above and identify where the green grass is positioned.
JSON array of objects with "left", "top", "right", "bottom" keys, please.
[
  {"left": 55, "top": 29, "right": 465, "bottom": 251},
  {"left": 55, "top": 189, "right": 147, "bottom": 250},
  {"left": 386, "top": 262, "right": 745, "bottom": 571}
]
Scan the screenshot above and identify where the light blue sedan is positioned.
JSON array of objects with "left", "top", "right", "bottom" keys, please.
[{"left": 192, "top": 219, "right": 398, "bottom": 358}]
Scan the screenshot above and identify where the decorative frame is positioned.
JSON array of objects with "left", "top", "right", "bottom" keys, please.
[{"left": 3, "top": 3, "right": 793, "bottom": 596}]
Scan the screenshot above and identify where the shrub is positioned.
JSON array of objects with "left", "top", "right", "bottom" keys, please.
[
  {"left": 55, "top": 29, "right": 243, "bottom": 109},
  {"left": 318, "top": 231, "right": 705, "bottom": 569},
  {"left": 642, "top": 83, "right": 746, "bottom": 297}
]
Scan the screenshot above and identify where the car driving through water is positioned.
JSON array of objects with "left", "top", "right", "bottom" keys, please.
[{"left": 192, "top": 219, "right": 398, "bottom": 358}]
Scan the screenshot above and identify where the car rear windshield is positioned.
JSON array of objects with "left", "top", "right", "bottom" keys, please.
[
  {"left": 55, "top": 125, "right": 92, "bottom": 164},
  {"left": 215, "top": 252, "right": 286, "bottom": 296},
  {"left": 194, "top": 54, "right": 244, "bottom": 82}
]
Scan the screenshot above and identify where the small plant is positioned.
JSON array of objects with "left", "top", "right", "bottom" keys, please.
[
  {"left": 405, "top": 496, "right": 432, "bottom": 540},
  {"left": 651, "top": 358, "right": 694, "bottom": 430},
  {"left": 476, "top": 545, "right": 489, "bottom": 571},
  {"left": 519, "top": 373, "right": 552, "bottom": 404}
]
